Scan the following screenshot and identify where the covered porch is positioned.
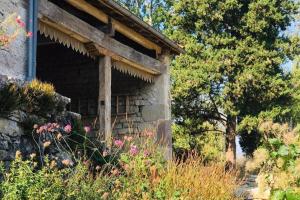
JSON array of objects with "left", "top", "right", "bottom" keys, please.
[{"left": 35, "top": 0, "right": 173, "bottom": 151}]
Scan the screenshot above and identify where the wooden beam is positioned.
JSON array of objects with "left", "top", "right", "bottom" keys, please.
[
  {"left": 66, "top": 0, "right": 162, "bottom": 55},
  {"left": 98, "top": 56, "right": 112, "bottom": 147},
  {"left": 38, "top": 0, "right": 163, "bottom": 74}
]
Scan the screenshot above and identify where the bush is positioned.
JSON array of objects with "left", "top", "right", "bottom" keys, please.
[
  {"left": 0, "top": 134, "right": 241, "bottom": 200},
  {"left": 0, "top": 155, "right": 66, "bottom": 200},
  {"left": 22, "top": 79, "right": 56, "bottom": 116},
  {"left": 0, "top": 81, "right": 23, "bottom": 117},
  {"left": 163, "top": 156, "right": 240, "bottom": 200},
  {"left": 172, "top": 123, "right": 224, "bottom": 162},
  {"left": 246, "top": 121, "right": 300, "bottom": 199}
]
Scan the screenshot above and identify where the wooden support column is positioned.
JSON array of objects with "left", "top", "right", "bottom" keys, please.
[{"left": 98, "top": 55, "right": 112, "bottom": 148}]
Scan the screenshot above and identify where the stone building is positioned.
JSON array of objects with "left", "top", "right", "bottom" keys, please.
[{"left": 0, "top": 0, "right": 182, "bottom": 156}]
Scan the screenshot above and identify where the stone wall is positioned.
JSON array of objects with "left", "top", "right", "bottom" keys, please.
[
  {"left": 111, "top": 70, "right": 159, "bottom": 135},
  {"left": 0, "top": 74, "right": 74, "bottom": 164},
  {"left": 0, "top": 0, "right": 28, "bottom": 80}
]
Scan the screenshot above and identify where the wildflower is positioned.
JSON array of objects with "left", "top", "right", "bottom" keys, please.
[
  {"left": 64, "top": 124, "right": 72, "bottom": 133},
  {"left": 144, "top": 159, "right": 151, "bottom": 166},
  {"left": 130, "top": 145, "right": 139, "bottom": 156},
  {"left": 0, "top": 35, "right": 9, "bottom": 46},
  {"left": 150, "top": 165, "right": 158, "bottom": 179},
  {"left": 122, "top": 164, "right": 130, "bottom": 171},
  {"left": 101, "top": 192, "right": 109, "bottom": 200},
  {"left": 114, "top": 139, "right": 124, "bottom": 148},
  {"left": 33, "top": 124, "right": 38, "bottom": 129},
  {"left": 111, "top": 168, "right": 119, "bottom": 176},
  {"left": 57, "top": 133, "right": 63, "bottom": 141},
  {"left": 62, "top": 159, "right": 71, "bottom": 166},
  {"left": 102, "top": 150, "right": 108, "bottom": 157},
  {"left": 37, "top": 125, "right": 46, "bottom": 134},
  {"left": 30, "top": 153, "right": 36, "bottom": 159},
  {"left": 143, "top": 150, "right": 150, "bottom": 157},
  {"left": 115, "top": 179, "right": 121, "bottom": 187},
  {"left": 16, "top": 16, "right": 25, "bottom": 27},
  {"left": 15, "top": 150, "right": 22, "bottom": 159},
  {"left": 50, "top": 160, "right": 57, "bottom": 169},
  {"left": 145, "top": 131, "right": 154, "bottom": 137},
  {"left": 84, "top": 126, "right": 91, "bottom": 133},
  {"left": 26, "top": 31, "right": 33, "bottom": 37},
  {"left": 96, "top": 165, "right": 101, "bottom": 171},
  {"left": 124, "top": 135, "right": 133, "bottom": 142},
  {"left": 43, "top": 141, "right": 51, "bottom": 148}
]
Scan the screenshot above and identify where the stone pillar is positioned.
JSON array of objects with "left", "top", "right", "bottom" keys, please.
[{"left": 98, "top": 55, "right": 112, "bottom": 148}]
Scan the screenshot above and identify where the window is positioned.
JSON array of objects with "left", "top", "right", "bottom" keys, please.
[{"left": 112, "top": 95, "right": 130, "bottom": 115}]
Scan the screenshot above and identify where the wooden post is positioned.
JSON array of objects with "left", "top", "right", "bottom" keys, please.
[{"left": 98, "top": 55, "right": 112, "bottom": 148}]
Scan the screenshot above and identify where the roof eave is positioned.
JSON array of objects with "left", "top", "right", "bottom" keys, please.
[{"left": 99, "top": 0, "right": 184, "bottom": 55}]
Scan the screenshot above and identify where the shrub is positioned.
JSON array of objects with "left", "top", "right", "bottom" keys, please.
[
  {"left": 0, "top": 154, "right": 66, "bottom": 200},
  {"left": 23, "top": 79, "right": 56, "bottom": 116},
  {"left": 0, "top": 81, "right": 23, "bottom": 117},
  {"left": 172, "top": 123, "right": 225, "bottom": 162},
  {"left": 162, "top": 156, "right": 240, "bottom": 200},
  {"left": 246, "top": 121, "right": 300, "bottom": 200},
  {"left": 0, "top": 134, "right": 241, "bottom": 200}
]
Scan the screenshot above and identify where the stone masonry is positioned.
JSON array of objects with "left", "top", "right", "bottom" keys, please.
[{"left": 0, "top": 0, "right": 28, "bottom": 81}]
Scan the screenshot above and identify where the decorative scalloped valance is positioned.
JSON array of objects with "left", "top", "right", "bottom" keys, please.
[
  {"left": 38, "top": 21, "right": 91, "bottom": 57},
  {"left": 112, "top": 61, "right": 155, "bottom": 82},
  {"left": 38, "top": 21, "right": 155, "bottom": 82}
]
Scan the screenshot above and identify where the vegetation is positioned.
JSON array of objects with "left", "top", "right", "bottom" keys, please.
[
  {"left": 0, "top": 13, "right": 31, "bottom": 48},
  {"left": 166, "top": 0, "right": 300, "bottom": 168},
  {"left": 23, "top": 79, "right": 57, "bottom": 116},
  {"left": 246, "top": 121, "right": 300, "bottom": 199},
  {"left": 0, "top": 136, "right": 240, "bottom": 200},
  {"left": 0, "top": 79, "right": 66, "bottom": 118},
  {"left": 1, "top": 0, "right": 300, "bottom": 199},
  {"left": 115, "top": 0, "right": 166, "bottom": 29},
  {"left": 0, "top": 81, "right": 23, "bottom": 117}
]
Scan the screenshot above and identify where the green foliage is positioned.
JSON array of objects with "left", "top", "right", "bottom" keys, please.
[
  {"left": 166, "top": 0, "right": 299, "bottom": 162},
  {"left": 0, "top": 79, "right": 66, "bottom": 118},
  {"left": 172, "top": 123, "right": 224, "bottom": 162},
  {"left": 0, "top": 81, "right": 23, "bottom": 117},
  {"left": 246, "top": 121, "right": 300, "bottom": 198},
  {"left": 23, "top": 79, "right": 56, "bottom": 116},
  {"left": 290, "top": 66, "right": 300, "bottom": 125},
  {"left": 239, "top": 130, "right": 262, "bottom": 156},
  {"left": 115, "top": 0, "right": 168, "bottom": 29},
  {"left": 0, "top": 136, "right": 240, "bottom": 200},
  {"left": 0, "top": 156, "right": 66, "bottom": 200}
]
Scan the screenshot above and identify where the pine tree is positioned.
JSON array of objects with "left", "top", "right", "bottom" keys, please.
[{"left": 167, "top": 0, "right": 300, "bottom": 168}]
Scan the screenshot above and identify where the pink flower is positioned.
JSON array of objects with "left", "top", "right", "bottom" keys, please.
[
  {"left": 114, "top": 139, "right": 124, "bottom": 148},
  {"left": 124, "top": 136, "right": 133, "bottom": 142},
  {"left": 102, "top": 150, "right": 108, "bottom": 157},
  {"left": 26, "top": 31, "right": 33, "bottom": 37},
  {"left": 145, "top": 131, "right": 154, "bottom": 137},
  {"left": 16, "top": 16, "right": 25, "bottom": 27},
  {"left": 143, "top": 150, "right": 150, "bottom": 157},
  {"left": 84, "top": 126, "right": 91, "bottom": 133},
  {"left": 64, "top": 124, "right": 72, "bottom": 133},
  {"left": 130, "top": 145, "right": 139, "bottom": 156}
]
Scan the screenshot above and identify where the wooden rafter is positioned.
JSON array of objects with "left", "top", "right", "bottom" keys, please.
[
  {"left": 66, "top": 0, "right": 162, "bottom": 55},
  {"left": 38, "top": 0, "right": 164, "bottom": 75}
]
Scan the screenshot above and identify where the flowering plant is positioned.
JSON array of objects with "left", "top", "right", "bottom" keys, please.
[
  {"left": 246, "top": 121, "right": 300, "bottom": 200},
  {"left": 0, "top": 13, "right": 32, "bottom": 48}
]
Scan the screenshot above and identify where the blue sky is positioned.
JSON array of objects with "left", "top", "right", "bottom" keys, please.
[{"left": 283, "top": 20, "right": 299, "bottom": 72}]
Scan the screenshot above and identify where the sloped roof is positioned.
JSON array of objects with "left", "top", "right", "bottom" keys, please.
[{"left": 90, "top": 0, "right": 184, "bottom": 54}]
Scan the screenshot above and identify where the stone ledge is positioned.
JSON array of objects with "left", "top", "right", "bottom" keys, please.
[{"left": 0, "top": 117, "right": 24, "bottom": 136}]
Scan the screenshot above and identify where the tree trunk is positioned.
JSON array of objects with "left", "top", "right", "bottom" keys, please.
[{"left": 225, "top": 115, "right": 237, "bottom": 170}]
